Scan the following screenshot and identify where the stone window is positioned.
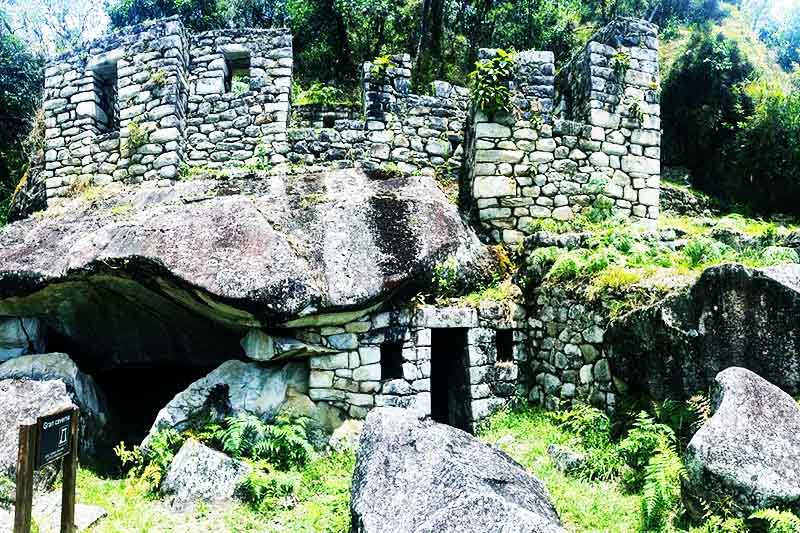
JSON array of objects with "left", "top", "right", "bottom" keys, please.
[
  {"left": 224, "top": 51, "right": 251, "bottom": 94},
  {"left": 495, "top": 329, "right": 514, "bottom": 363},
  {"left": 380, "top": 341, "right": 403, "bottom": 380},
  {"left": 93, "top": 62, "right": 119, "bottom": 133}
]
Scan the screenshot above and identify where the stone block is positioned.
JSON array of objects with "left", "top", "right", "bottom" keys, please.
[{"left": 473, "top": 176, "right": 515, "bottom": 198}]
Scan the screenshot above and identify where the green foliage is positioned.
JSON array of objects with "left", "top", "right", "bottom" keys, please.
[
  {"left": 148, "top": 68, "right": 167, "bottom": 88},
  {"left": 761, "top": 246, "right": 800, "bottom": 264},
  {"left": 432, "top": 255, "right": 459, "bottom": 300},
  {"left": 639, "top": 441, "right": 687, "bottom": 531},
  {"left": 682, "top": 235, "right": 731, "bottom": 267},
  {"left": 294, "top": 81, "right": 351, "bottom": 106},
  {"left": 114, "top": 428, "right": 185, "bottom": 495},
  {"left": 369, "top": 54, "right": 394, "bottom": 79},
  {"left": 469, "top": 49, "right": 515, "bottom": 117},
  {"left": 661, "top": 28, "right": 754, "bottom": 205},
  {"left": 125, "top": 119, "right": 149, "bottom": 154},
  {"left": 0, "top": 12, "right": 44, "bottom": 224},
  {"left": 751, "top": 508, "right": 800, "bottom": 533},
  {"left": 611, "top": 50, "right": 631, "bottom": 78},
  {"left": 216, "top": 414, "right": 314, "bottom": 470},
  {"left": 618, "top": 412, "right": 676, "bottom": 491},
  {"left": 236, "top": 468, "right": 301, "bottom": 512}
]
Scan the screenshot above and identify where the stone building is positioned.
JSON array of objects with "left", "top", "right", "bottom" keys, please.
[{"left": 28, "top": 16, "right": 662, "bottom": 429}]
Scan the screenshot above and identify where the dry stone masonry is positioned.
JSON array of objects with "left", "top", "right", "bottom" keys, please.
[
  {"left": 32, "top": 16, "right": 664, "bottom": 426},
  {"left": 466, "top": 18, "right": 661, "bottom": 243}
]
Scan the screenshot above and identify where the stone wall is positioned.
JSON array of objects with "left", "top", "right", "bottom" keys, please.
[
  {"left": 185, "top": 28, "right": 292, "bottom": 168},
  {"left": 240, "top": 302, "right": 526, "bottom": 429},
  {"left": 525, "top": 286, "right": 617, "bottom": 412},
  {"left": 291, "top": 104, "right": 361, "bottom": 128},
  {"left": 42, "top": 17, "right": 189, "bottom": 198},
  {"left": 466, "top": 18, "right": 661, "bottom": 244}
]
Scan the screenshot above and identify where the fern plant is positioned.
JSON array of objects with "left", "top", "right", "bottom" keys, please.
[
  {"left": 751, "top": 509, "right": 800, "bottom": 533},
  {"left": 114, "top": 428, "right": 185, "bottom": 494},
  {"left": 217, "top": 414, "right": 314, "bottom": 470},
  {"left": 639, "top": 441, "right": 687, "bottom": 531},
  {"left": 618, "top": 411, "right": 676, "bottom": 490}
]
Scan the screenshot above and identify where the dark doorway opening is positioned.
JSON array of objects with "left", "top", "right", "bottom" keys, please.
[
  {"left": 496, "top": 329, "right": 514, "bottom": 363},
  {"left": 430, "top": 328, "right": 471, "bottom": 432}
]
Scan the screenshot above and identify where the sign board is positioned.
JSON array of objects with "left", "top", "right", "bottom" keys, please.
[
  {"left": 14, "top": 407, "right": 79, "bottom": 533},
  {"left": 35, "top": 410, "right": 75, "bottom": 469}
]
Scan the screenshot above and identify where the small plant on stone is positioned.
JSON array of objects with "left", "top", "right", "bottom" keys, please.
[
  {"left": 231, "top": 72, "right": 250, "bottom": 95},
  {"left": 432, "top": 255, "right": 459, "bottom": 300},
  {"left": 148, "top": 69, "right": 168, "bottom": 88},
  {"left": 370, "top": 55, "right": 395, "bottom": 80},
  {"left": 469, "top": 48, "right": 516, "bottom": 117},
  {"left": 611, "top": 50, "right": 631, "bottom": 79},
  {"left": 629, "top": 98, "right": 645, "bottom": 123},
  {"left": 125, "top": 119, "right": 149, "bottom": 155}
]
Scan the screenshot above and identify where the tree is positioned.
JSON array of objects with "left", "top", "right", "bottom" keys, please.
[
  {"left": 107, "top": 0, "right": 226, "bottom": 32},
  {"left": 1, "top": 0, "right": 108, "bottom": 54},
  {"left": 0, "top": 8, "right": 44, "bottom": 224}
]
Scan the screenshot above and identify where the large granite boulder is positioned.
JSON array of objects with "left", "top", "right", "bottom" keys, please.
[
  {"left": 0, "top": 317, "right": 44, "bottom": 362},
  {"left": 160, "top": 438, "right": 251, "bottom": 511},
  {"left": 350, "top": 407, "right": 564, "bottom": 533},
  {"left": 684, "top": 367, "right": 800, "bottom": 516},
  {"left": 0, "top": 379, "right": 74, "bottom": 490},
  {"left": 143, "top": 359, "right": 308, "bottom": 445},
  {"left": 607, "top": 263, "right": 800, "bottom": 398},
  {"left": 0, "top": 169, "right": 493, "bottom": 369},
  {"left": 0, "top": 353, "right": 109, "bottom": 454}
]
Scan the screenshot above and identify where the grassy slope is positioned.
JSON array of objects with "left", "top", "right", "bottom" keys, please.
[
  {"left": 75, "top": 450, "right": 354, "bottom": 533},
  {"left": 72, "top": 408, "right": 639, "bottom": 532}
]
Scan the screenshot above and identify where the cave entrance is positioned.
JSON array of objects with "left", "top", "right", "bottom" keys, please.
[
  {"left": 430, "top": 328, "right": 471, "bottom": 432},
  {"left": 93, "top": 364, "right": 221, "bottom": 447}
]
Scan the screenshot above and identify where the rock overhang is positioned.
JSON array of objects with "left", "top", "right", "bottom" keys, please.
[{"left": 0, "top": 168, "right": 494, "bottom": 365}]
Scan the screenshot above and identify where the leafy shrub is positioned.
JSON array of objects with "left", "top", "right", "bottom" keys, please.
[
  {"left": 294, "top": 81, "right": 344, "bottom": 106},
  {"left": 469, "top": 49, "right": 515, "bottom": 117},
  {"left": 236, "top": 468, "right": 301, "bottom": 512},
  {"left": 761, "top": 246, "right": 800, "bottom": 265},
  {"left": 114, "top": 428, "right": 185, "bottom": 494},
  {"left": 682, "top": 235, "right": 731, "bottom": 267},
  {"left": 217, "top": 414, "right": 314, "bottom": 470},
  {"left": 751, "top": 508, "right": 800, "bottom": 532}
]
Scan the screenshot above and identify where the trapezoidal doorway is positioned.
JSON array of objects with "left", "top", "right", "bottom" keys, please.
[{"left": 430, "top": 328, "right": 471, "bottom": 432}]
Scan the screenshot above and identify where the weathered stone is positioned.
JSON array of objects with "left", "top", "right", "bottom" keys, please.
[
  {"left": 351, "top": 408, "right": 564, "bottom": 532},
  {"left": 161, "top": 439, "right": 251, "bottom": 511},
  {"left": 685, "top": 368, "right": 800, "bottom": 517}
]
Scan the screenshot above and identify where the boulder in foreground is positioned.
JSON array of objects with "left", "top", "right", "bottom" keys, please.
[
  {"left": 350, "top": 407, "right": 564, "bottom": 533},
  {"left": 685, "top": 367, "right": 800, "bottom": 516},
  {"left": 160, "top": 438, "right": 251, "bottom": 511}
]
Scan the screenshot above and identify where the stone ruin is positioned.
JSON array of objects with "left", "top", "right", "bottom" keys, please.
[
  {"left": 23, "top": 16, "right": 662, "bottom": 432},
  {"left": 41, "top": 16, "right": 660, "bottom": 241}
]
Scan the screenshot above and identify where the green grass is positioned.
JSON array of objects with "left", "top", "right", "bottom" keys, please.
[
  {"left": 74, "top": 449, "right": 354, "bottom": 532},
  {"left": 479, "top": 407, "right": 640, "bottom": 532}
]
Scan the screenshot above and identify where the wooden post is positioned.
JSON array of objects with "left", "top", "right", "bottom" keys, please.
[
  {"left": 13, "top": 423, "right": 36, "bottom": 533},
  {"left": 60, "top": 408, "right": 79, "bottom": 533}
]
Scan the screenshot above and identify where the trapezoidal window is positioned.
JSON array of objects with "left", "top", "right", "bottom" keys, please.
[
  {"left": 93, "top": 62, "right": 119, "bottom": 133},
  {"left": 380, "top": 342, "right": 404, "bottom": 380},
  {"left": 225, "top": 51, "right": 251, "bottom": 94},
  {"left": 496, "top": 329, "right": 514, "bottom": 363}
]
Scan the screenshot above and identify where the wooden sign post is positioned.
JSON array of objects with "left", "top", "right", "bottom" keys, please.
[{"left": 14, "top": 407, "right": 80, "bottom": 533}]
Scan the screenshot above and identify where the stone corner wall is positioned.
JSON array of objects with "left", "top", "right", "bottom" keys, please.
[
  {"left": 43, "top": 17, "right": 189, "bottom": 200},
  {"left": 467, "top": 17, "right": 661, "bottom": 245}
]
